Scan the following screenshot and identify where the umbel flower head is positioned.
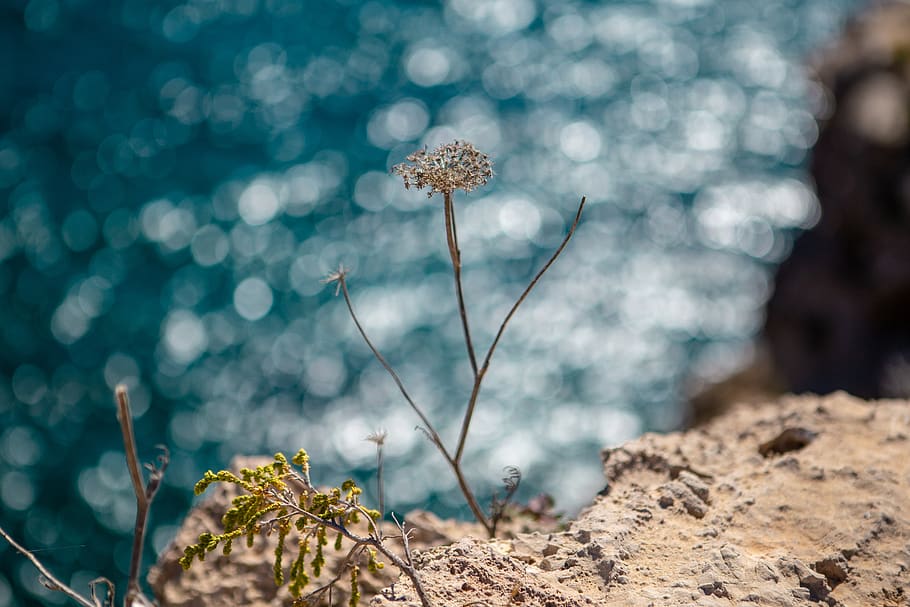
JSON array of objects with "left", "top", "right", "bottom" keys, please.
[{"left": 392, "top": 141, "right": 494, "bottom": 198}]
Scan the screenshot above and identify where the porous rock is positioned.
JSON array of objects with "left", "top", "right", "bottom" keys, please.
[
  {"left": 148, "top": 457, "right": 484, "bottom": 607},
  {"left": 368, "top": 393, "right": 910, "bottom": 606}
]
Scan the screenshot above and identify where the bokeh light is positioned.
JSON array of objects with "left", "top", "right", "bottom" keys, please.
[{"left": 0, "top": 1, "right": 864, "bottom": 605}]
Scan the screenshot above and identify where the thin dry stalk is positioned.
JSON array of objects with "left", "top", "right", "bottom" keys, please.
[
  {"left": 327, "top": 268, "right": 493, "bottom": 534},
  {"left": 390, "top": 513, "right": 431, "bottom": 607},
  {"left": 370, "top": 538, "right": 430, "bottom": 607},
  {"left": 366, "top": 429, "right": 388, "bottom": 523},
  {"left": 328, "top": 196, "right": 585, "bottom": 536},
  {"left": 0, "top": 386, "right": 165, "bottom": 607},
  {"left": 453, "top": 196, "right": 587, "bottom": 463},
  {"left": 332, "top": 142, "right": 588, "bottom": 538},
  {"left": 329, "top": 268, "right": 447, "bottom": 456},
  {"left": 0, "top": 526, "right": 97, "bottom": 607},
  {"left": 444, "top": 191, "right": 479, "bottom": 376},
  {"left": 116, "top": 386, "right": 168, "bottom": 607},
  {"left": 490, "top": 466, "right": 522, "bottom": 537},
  {"left": 90, "top": 578, "right": 114, "bottom": 607},
  {"left": 298, "top": 543, "right": 364, "bottom": 606}
]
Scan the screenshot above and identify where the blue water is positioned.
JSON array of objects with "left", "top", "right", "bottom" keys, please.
[{"left": 0, "top": 0, "right": 862, "bottom": 604}]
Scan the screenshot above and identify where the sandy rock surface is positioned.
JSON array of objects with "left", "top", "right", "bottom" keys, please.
[
  {"left": 152, "top": 393, "right": 909, "bottom": 606},
  {"left": 371, "top": 393, "right": 909, "bottom": 606}
]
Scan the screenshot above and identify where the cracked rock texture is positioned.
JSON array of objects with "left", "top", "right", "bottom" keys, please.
[{"left": 371, "top": 393, "right": 909, "bottom": 606}]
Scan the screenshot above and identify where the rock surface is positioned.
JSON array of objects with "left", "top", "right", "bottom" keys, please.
[
  {"left": 370, "top": 393, "right": 909, "bottom": 606},
  {"left": 148, "top": 459, "right": 487, "bottom": 607},
  {"left": 153, "top": 393, "right": 909, "bottom": 606}
]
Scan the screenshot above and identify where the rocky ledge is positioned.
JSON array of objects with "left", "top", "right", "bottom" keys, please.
[
  {"left": 153, "top": 392, "right": 908, "bottom": 606},
  {"left": 372, "top": 393, "right": 908, "bottom": 606}
]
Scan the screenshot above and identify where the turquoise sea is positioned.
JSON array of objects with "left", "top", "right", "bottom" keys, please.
[{"left": 1, "top": 0, "right": 862, "bottom": 604}]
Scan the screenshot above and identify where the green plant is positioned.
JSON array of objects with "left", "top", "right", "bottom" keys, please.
[
  {"left": 0, "top": 386, "right": 166, "bottom": 607},
  {"left": 327, "top": 141, "right": 586, "bottom": 536},
  {"left": 180, "top": 452, "right": 429, "bottom": 607}
]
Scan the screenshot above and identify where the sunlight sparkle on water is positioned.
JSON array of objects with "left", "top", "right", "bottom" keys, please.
[{"left": 0, "top": 5, "right": 866, "bottom": 598}]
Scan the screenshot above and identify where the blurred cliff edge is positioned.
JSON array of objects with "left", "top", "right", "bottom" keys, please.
[{"left": 689, "top": 1, "right": 910, "bottom": 425}]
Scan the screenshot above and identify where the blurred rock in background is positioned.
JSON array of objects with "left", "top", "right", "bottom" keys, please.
[{"left": 691, "top": 2, "right": 910, "bottom": 423}]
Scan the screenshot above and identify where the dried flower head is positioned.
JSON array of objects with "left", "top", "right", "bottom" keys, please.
[
  {"left": 392, "top": 141, "right": 494, "bottom": 198},
  {"left": 365, "top": 429, "right": 388, "bottom": 446},
  {"left": 323, "top": 264, "right": 348, "bottom": 295}
]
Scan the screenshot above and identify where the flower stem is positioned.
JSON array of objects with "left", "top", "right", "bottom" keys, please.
[
  {"left": 336, "top": 272, "right": 493, "bottom": 535},
  {"left": 444, "top": 191, "right": 479, "bottom": 378},
  {"left": 337, "top": 277, "right": 448, "bottom": 457},
  {"left": 453, "top": 196, "right": 587, "bottom": 465}
]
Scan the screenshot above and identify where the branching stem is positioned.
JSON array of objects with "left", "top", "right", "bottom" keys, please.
[
  {"left": 390, "top": 514, "right": 431, "bottom": 607},
  {"left": 337, "top": 277, "right": 449, "bottom": 458},
  {"left": 0, "top": 386, "right": 165, "bottom": 607},
  {"left": 0, "top": 526, "right": 97, "bottom": 607},
  {"left": 335, "top": 272, "right": 493, "bottom": 535},
  {"left": 332, "top": 196, "right": 586, "bottom": 538},
  {"left": 453, "top": 196, "right": 587, "bottom": 463}
]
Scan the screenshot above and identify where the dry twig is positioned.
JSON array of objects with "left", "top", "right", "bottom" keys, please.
[
  {"left": 328, "top": 141, "right": 587, "bottom": 537},
  {"left": 0, "top": 386, "right": 164, "bottom": 607}
]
